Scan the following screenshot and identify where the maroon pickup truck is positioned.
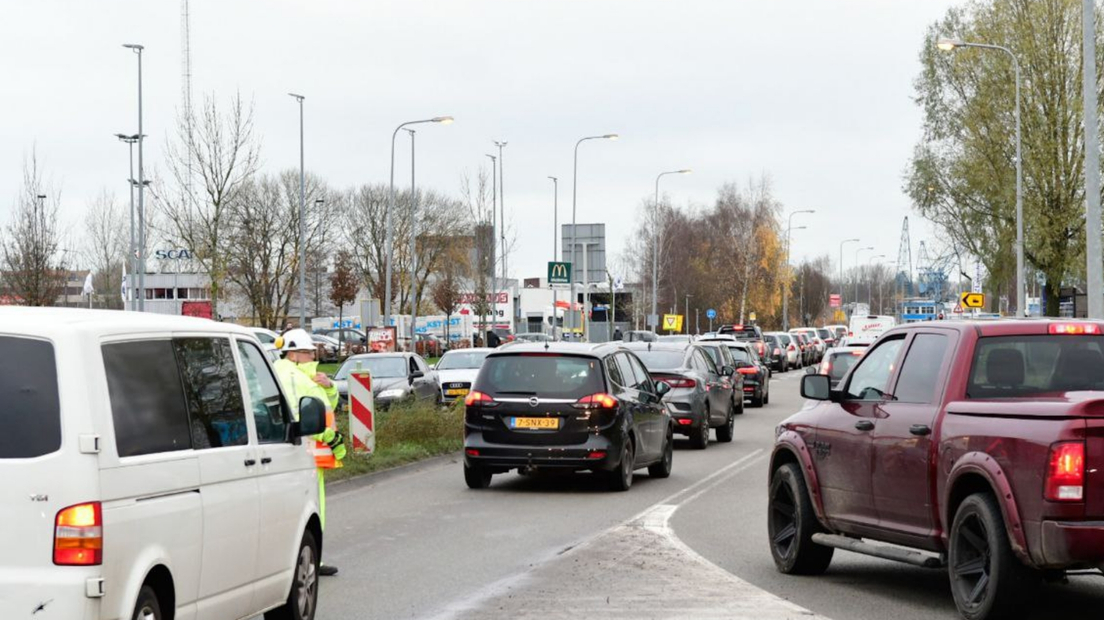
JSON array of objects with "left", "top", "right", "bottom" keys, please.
[{"left": 770, "top": 319, "right": 1104, "bottom": 620}]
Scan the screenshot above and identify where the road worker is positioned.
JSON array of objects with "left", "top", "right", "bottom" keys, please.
[{"left": 273, "top": 328, "right": 346, "bottom": 576}]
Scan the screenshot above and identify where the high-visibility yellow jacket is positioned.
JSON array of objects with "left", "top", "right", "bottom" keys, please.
[{"left": 273, "top": 358, "right": 344, "bottom": 468}]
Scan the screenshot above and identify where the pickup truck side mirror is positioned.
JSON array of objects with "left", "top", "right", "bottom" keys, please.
[
  {"left": 294, "top": 396, "right": 327, "bottom": 437},
  {"left": 801, "top": 374, "right": 832, "bottom": 401}
]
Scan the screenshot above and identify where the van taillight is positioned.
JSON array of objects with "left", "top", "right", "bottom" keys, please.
[
  {"left": 54, "top": 502, "right": 102, "bottom": 566},
  {"left": 1045, "top": 442, "right": 1085, "bottom": 502},
  {"left": 574, "top": 393, "right": 619, "bottom": 409}
]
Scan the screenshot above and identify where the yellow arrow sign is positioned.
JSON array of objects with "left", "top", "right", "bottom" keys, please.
[
  {"left": 662, "top": 314, "right": 684, "bottom": 332},
  {"left": 961, "top": 292, "right": 985, "bottom": 309}
]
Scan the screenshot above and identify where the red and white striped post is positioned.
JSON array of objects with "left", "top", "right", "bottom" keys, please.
[{"left": 348, "top": 370, "right": 375, "bottom": 454}]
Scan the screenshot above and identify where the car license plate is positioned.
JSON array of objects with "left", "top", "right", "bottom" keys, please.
[
  {"left": 510, "top": 417, "right": 560, "bottom": 430},
  {"left": 445, "top": 388, "right": 469, "bottom": 397}
]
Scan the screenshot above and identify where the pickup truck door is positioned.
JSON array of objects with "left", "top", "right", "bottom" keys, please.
[
  {"left": 815, "top": 335, "right": 906, "bottom": 530},
  {"left": 871, "top": 331, "right": 956, "bottom": 539}
]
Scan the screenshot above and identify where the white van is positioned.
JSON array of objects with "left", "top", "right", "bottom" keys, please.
[
  {"left": 847, "top": 314, "right": 897, "bottom": 339},
  {"left": 1, "top": 308, "right": 326, "bottom": 620}
]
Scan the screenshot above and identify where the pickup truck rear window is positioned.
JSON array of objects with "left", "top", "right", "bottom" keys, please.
[
  {"left": 968, "top": 335, "right": 1104, "bottom": 398},
  {"left": 0, "top": 337, "right": 61, "bottom": 458}
]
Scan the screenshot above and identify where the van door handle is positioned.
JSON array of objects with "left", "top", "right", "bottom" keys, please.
[
  {"left": 909, "top": 424, "right": 931, "bottom": 437},
  {"left": 244, "top": 459, "right": 257, "bottom": 467},
  {"left": 261, "top": 457, "right": 272, "bottom": 464},
  {"left": 855, "top": 420, "right": 875, "bottom": 432}
]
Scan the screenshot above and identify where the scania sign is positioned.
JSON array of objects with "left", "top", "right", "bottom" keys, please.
[{"left": 155, "top": 249, "right": 195, "bottom": 260}]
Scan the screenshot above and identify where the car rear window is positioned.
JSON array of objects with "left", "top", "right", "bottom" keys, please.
[
  {"left": 0, "top": 337, "right": 61, "bottom": 459},
  {"left": 634, "top": 350, "right": 686, "bottom": 370},
  {"left": 817, "top": 328, "right": 831, "bottom": 339},
  {"left": 827, "top": 351, "right": 861, "bottom": 381},
  {"left": 725, "top": 346, "right": 754, "bottom": 363},
  {"left": 478, "top": 354, "right": 605, "bottom": 398},
  {"left": 968, "top": 335, "right": 1104, "bottom": 398}
]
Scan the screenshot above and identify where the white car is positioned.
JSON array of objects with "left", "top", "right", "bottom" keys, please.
[
  {"left": 1, "top": 308, "right": 325, "bottom": 620},
  {"left": 434, "top": 347, "right": 494, "bottom": 401}
]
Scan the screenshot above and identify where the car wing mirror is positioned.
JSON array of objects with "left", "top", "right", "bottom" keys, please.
[
  {"left": 655, "top": 380, "right": 672, "bottom": 399},
  {"left": 410, "top": 369, "right": 425, "bottom": 383},
  {"left": 293, "top": 396, "right": 327, "bottom": 437},
  {"left": 722, "top": 365, "right": 735, "bottom": 376},
  {"left": 800, "top": 374, "right": 832, "bottom": 401},
  {"left": 804, "top": 365, "right": 817, "bottom": 375}
]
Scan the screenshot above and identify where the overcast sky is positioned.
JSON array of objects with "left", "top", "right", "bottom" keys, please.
[{"left": 1, "top": 0, "right": 958, "bottom": 281}]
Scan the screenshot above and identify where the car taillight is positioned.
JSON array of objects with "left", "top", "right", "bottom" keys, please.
[
  {"left": 54, "top": 502, "right": 102, "bottom": 566},
  {"left": 756, "top": 342, "right": 765, "bottom": 355},
  {"left": 662, "top": 377, "right": 697, "bottom": 389},
  {"left": 1045, "top": 442, "right": 1085, "bottom": 501},
  {"left": 737, "top": 367, "right": 757, "bottom": 375},
  {"left": 1049, "top": 323, "right": 1103, "bottom": 335},
  {"left": 788, "top": 344, "right": 796, "bottom": 351},
  {"left": 464, "top": 391, "right": 495, "bottom": 407},
  {"left": 773, "top": 348, "right": 781, "bottom": 355},
  {"left": 574, "top": 393, "right": 619, "bottom": 409}
]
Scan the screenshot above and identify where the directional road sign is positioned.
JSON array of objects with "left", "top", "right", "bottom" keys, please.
[{"left": 961, "top": 292, "right": 985, "bottom": 309}]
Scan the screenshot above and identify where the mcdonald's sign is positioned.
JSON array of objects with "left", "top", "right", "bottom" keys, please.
[{"left": 547, "top": 261, "right": 572, "bottom": 285}]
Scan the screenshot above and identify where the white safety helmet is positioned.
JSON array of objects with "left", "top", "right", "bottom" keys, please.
[{"left": 277, "top": 328, "right": 315, "bottom": 352}]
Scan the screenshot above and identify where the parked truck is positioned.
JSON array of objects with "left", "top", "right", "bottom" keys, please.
[{"left": 771, "top": 319, "right": 1104, "bottom": 620}]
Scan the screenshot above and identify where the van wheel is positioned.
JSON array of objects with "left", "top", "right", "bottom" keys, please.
[
  {"left": 949, "top": 494, "right": 1039, "bottom": 620},
  {"left": 266, "top": 530, "right": 319, "bottom": 620},
  {"left": 464, "top": 464, "right": 493, "bottom": 489},
  {"left": 607, "top": 438, "right": 634, "bottom": 491},
  {"left": 648, "top": 428, "right": 674, "bottom": 478},
  {"left": 769, "top": 463, "right": 833, "bottom": 575},
  {"left": 132, "top": 585, "right": 162, "bottom": 620}
]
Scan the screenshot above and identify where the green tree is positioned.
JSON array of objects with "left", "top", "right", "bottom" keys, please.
[{"left": 907, "top": 0, "right": 1102, "bottom": 315}]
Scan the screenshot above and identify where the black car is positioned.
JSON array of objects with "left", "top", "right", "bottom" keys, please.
[
  {"left": 762, "top": 333, "right": 787, "bottom": 372},
  {"left": 623, "top": 341, "right": 739, "bottom": 448},
  {"left": 700, "top": 338, "right": 770, "bottom": 408},
  {"left": 462, "top": 343, "right": 674, "bottom": 491}
]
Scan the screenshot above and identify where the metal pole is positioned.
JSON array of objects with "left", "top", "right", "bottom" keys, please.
[
  {"left": 570, "top": 134, "right": 617, "bottom": 335},
  {"left": 653, "top": 174, "right": 662, "bottom": 331},
  {"left": 549, "top": 176, "right": 558, "bottom": 339},
  {"left": 486, "top": 153, "right": 497, "bottom": 334},
  {"left": 684, "top": 294, "right": 690, "bottom": 335},
  {"left": 582, "top": 243, "right": 589, "bottom": 340},
  {"left": 496, "top": 141, "right": 507, "bottom": 333},
  {"left": 406, "top": 128, "right": 417, "bottom": 351},
  {"left": 1086, "top": 0, "right": 1104, "bottom": 318},
  {"left": 293, "top": 95, "right": 306, "bottom": 328},
  {"left": 136, "top": 48, "right": 145, "bottom": 312}
]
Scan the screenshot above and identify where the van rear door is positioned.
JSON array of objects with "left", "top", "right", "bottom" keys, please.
[{"left": 0, "top": 335, "right": 101, "bottom": 618}]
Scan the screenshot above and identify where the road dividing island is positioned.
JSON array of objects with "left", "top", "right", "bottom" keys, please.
[
  {"left": 348, "top": 370, "right": 375, "bottom": 454},
  {"left": 432, "top": 451, "right": 829, "bottom": 620}
]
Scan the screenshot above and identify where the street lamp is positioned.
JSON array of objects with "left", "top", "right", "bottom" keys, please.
[
  {"left": 839, "top": 238, "right": 859, "bottom": 307},
  {"left": 652, "top": 168, "right": 692, "bottom": 333},
  {"left": 867, "top": 254, "right": 886, "bottom": 307},
  {"left": 385, "top": 116, "right": 453, "bottom": 329},
  {"left": 405, "top": 128, "right": 419, "bottom": 351},
  {"left": 938, "top": 36, "right": 1024, "bottom": 316},
  {"left": 782, "top": 209, "right": 814, "bottom": 330},
  {"left": 548, "top": 176, "right": 559, "bottom": 340},
  {"left": 495, "top": 140, "right": 508, "bottom": 334},
  {"left": 288, "top": 93, "right": 307, "bottom": 328},
  {"left": 570, "top": 134, "right": 618, "bottom": 339},
  {"left": 485, "top": 153, "right": 498, "bottom": 333},
  {"left": 313, "top": 198, "right": 326, "bottom": 317},
  {"left": 854, "top": 246, "right": 874, "bottom": 308},
  {"left": 123, "top": 43, "right": 146, "bottom": 311},
  {"left": 115, "top": 133, "right": 141, "bottom": 310}
]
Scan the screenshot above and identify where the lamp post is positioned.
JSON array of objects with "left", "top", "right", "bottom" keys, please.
[
  {"left": 570, "top": 134, "right": 618, "bottom": 336},
  {"left": 867, "top": 254, "right": 886, "bottom": 307},
  {"left": 652, "top": 169, "right": 691, "bottom": 332},
  {"left": 782, "top": 209, "right": 814, "bottom": 330},
  {"left": 115, "top": 133, "right": 140, "bottom": 310},
  {"left": 386, "top": 116, "right": 452, "bottom": 329},
  {"left": 485, "top": 153, "right": 497, "bottom": 334},
  {"left": 495, "top": 140, "right": 508, "bottom": 333},
  {"left": 313, "top": 198, "right": 325, "bottom": 316},
  {"left": 839, "top": 238, "right": 859, "bottom": 308},
  {"left": 123, "top": 43, "right": 146, "bottom": 311},
  {"left": 938, "top": 37, "right": 1024, "bottom": 317},
  {"left": 404, "top": 128, "right": 421, "bottom": 351},
  {"left": 854, "top": 246, "right": 874, "bottom": 308},
  {"left": 288, "top": 93, "right": 307, "bottom": 327},
  {"left": 684, "top": 294, "right": 692, "bottom": 335},
  {"left": 548, "top": 176, "right": 559, "bottom": 340}
]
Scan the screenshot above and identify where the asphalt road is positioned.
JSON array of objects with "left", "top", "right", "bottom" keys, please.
[{"left": 314, "top": 369, "right": 1104, "bottom": 620}]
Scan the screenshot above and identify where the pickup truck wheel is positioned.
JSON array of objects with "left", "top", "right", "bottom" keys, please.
[
  {"left": 949, "top": 494, "right": 1038, "bottom": 620},
  {"left": 769, "top": 463, "right": 833, "bottom": 575}
]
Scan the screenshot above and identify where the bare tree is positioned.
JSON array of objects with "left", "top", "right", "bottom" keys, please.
[
  {"left": 1, "top": 152, "right": 67, "bottom": 306},
  {"left": 156, "top": 93, "right": 261, "bottom": 317},
  {"left": 330, "top": 250, "right": 358, "bottom": 350},
  {"left": 81, "top": 189, "right": 127, "bottom": 309}
]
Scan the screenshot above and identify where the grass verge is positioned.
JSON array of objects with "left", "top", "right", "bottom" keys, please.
[{"left": 327, "top": 398, "right": 463, "bottom": 482}]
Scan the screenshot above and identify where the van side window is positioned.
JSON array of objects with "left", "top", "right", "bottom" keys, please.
[
  {"left": 103, "top": 340, "right": 193, "bottom": 457},
  {"left": 237, "top": 340, "right": 289, "bottom": 443},
  {"left": 173, "top": 338, "right": 248, "bottom": 449},
  {"left": 0, "top": 337, "right": 61, "bottom": 459}
]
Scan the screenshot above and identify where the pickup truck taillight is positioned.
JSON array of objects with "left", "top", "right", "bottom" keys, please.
[
  {"left": 54, "top": 502, "right": 102, "bottom": 566},
  {"left": 1045, "top": 442, "right": 1085, "bottom": 502}
]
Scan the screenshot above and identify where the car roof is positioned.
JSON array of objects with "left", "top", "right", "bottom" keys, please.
[
  {"left": 443, "top": 347, "right": 495, "bottom": 354},
  {"left": 0, "top": 307, "right": 252, "bottom": 340},
  {"left": 621, "top": 341, "right": 693, "bottom": 353},
  {"left": 345, "top": 352, "right": 411, "bottom": 361},
  {"left": 878, "top": 318, "right": 1104, "bottom": 338},
  {"left": 485, "top": 342, "right": 624, "bottom": 357}
]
